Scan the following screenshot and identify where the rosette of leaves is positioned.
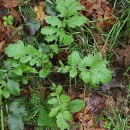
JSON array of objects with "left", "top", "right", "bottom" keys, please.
[
  {"left": 58, "top": 51, "right": 112, "bottom": 86},
  {"left": 41, "top": 0, "right": 87, "bottom": 45},
  {"left": 4, "top": 40, "right": 52, "bottom": 82},
  {"left": 48, "top": 84, "right": 85, "bottom": 130}
]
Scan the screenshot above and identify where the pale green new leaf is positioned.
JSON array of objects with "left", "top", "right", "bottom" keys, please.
[
  {"left": 56, "top": 0, "right": 67, "bottom": 17},
  {"left": 63, "top": 111, "right": 72, "bottom": 121},
  {"left": 61, "top": 66, "right": 70, "bottom": 73},
  {"left": 48, "top": 98, "right": 58, "bottom": 105},
  {"left": 49, "top": 107, "right": 60, "bottom": 117},
  {"left": 45, "top": 35, "right": 58, "bottom": 42},
  {"left": 26, "top": 45, "right": 37, "bottom": 55},
  {"left": 49, "top": 44, "right": 59, "bottom": 54},
  {"left": 41, "top": 26, "right": 58, "bottom": 35},
  {"left": 91, "top": 67, "right": 112, "bottom": 85},
  {"left": 83, "top": 52, "right": 103, "bottom": 67},
  {"left": 68, "top": 51, "right": 81, "bottom": 67},
  {"left": 80, "top": 71, "right": 91, "bottom": 84},
  {"left": 58, "top": 30, "right": 65, "bottom": 43},
  {"left": 61, "top": 103, "right": 69, "bottom": 108},
  {"left": 22, "top": 65, "right": 38, "bottom": 74},
  {"left": 30, "top": 58, "right": 39, "bottom": 66},
  {"left": 56, "top": 85, "right": 62, "bottom": 94},
  {"left": 58, "top": 61, "right": 65, "bottom": 72},
  {"left": 39, "top": 68, "right": 50, "bottom": 78},
  {"left": 56, "top": 0, "right": 84, "bottom": 17},
  {"left": 14, "top": 66, "right": 23, "bottom": 75},
  {"left": 67, "top": 15, "right": 87, "bottom": 28},
  {"left": 20, "top": 55, "right": 32, "bottom": 63},
  {"left": 5, "top": 41, "right": 26, "bottom": 59},
  {"left": 78, "top": 56, "right": 89, "bottom": 70},
  {"left": 65, "top": 0, "right": 84, "bottom": 17},
  {"left": 68, "top": 100, "right": 85, "bottom": 113},
  {"left": 45, "top": 16, "right": 62, "bottom": 28},
  {"left": 80, "top": 52, "right": 112, "bottom": 85},
  {"left": 62, "top": 34, "right": 74, "bottom": 45},
  {"left": 60, "top": 94, "right": 70, "bottom": 103},
  {"left": 56, "top": 113, "right": 69, "bottom": 130},
  {"left": 2, "top": 88, "right": 10, "bottom": 98},
  {"left": 69, "top": 68, "right": 77, "bottom": 77}
]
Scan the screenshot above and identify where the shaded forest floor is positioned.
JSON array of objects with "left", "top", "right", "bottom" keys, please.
[{"left": 0, "top": 0, "right": 130, "bottom": 130}]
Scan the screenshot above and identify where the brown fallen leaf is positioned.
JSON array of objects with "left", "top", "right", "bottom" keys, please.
[
  {"left": 115, "top": 46, "right": 130, "bottom": 67},
  {"left": 5, "top": 25, "right": 12, "bottom": 36},
  {"left": 101, "top": 79, "right": 118, "bottom": 92},
  {"left": 73, "top": 94, "right": 107, "bottom": 129},
  {"left": 68, "top": 87, "right": 83, "bottom": 100},
  {"left": 20, "top": 86, "right": 33, "bottom": 95},
  {"left": 10, "top": 8, "right": 22, "bottom": 23},
  {"left": 2, "top": 0, "right": 18, "bottom": 8},
  {"left": 9, "top": 25, "right": 23, "bottom": 43},
  {"left": 34, "top": 1, "right": 46, "bottom": 26},
  {"left": 80, "top": 0, "right": 116, "bottom": 31},
  {"left": 0, "top": 40, "right": 6, "bottom": 53},
  {"left": 0, "top": 20, "right": 5, "bottom": 32}
]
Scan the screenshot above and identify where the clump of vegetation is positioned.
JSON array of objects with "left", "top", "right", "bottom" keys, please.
[
  {"left": 48, "top": 84, "right": 85, "bottom": 130},
  {"left": 41, "top": 0, "right": 87, "bottom": 45},
  {"left": 0, "top": 0, "right": 130, "bottom": 130},
  {"left": 2, "top": 15, "right": 14, "bottom": 28}
]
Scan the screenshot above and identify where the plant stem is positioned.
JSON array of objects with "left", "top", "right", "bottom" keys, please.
[{"left": 1, "top": 106, "right": 4, "bottom": 130}]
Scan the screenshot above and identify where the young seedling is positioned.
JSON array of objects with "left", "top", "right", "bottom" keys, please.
[
  {"left": 2, "top": 15, "right": 14, "bottom": 28},
  {"left": 48, "top": 84, "right": 85, "bottom": 130}
]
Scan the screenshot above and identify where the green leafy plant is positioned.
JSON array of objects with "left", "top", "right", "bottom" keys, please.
[
  {"left": 22, "top": 92, "right": 57, "bottom": 130},
  {"left": 39, "top": 43, "right": 59, "bottom": 58},
  {"left": 48, "top": 84, "right": 85, "bottom": 130},
  {"left": 104, "top": 121, "right": 112, "bottom": 130},
  {"left": 41, "top": 0, "right": 87, "bottom": 45},
  {"left": 4, "top": 40, "right": 52, "bottom": 80},
  {"left": 37, "top": 109, "right": 57, "bottom": 130},
  {"left": 0, "top": 74, "right": 20, "bottom": 104},
  {"left": 2, "top": 15, "right": 14, "bottom": 28},
  {"left": 0, "top": 40, "right": 52, "bottom": 103},
  {"left": 58, "top": 51, "right": 112, "bottom": 86},
  {"left": 7, "top": 101, "right": 27, "bottom": 130},
  {"left": 0, "top": 81, "right": 10, "bottom": 105}
]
